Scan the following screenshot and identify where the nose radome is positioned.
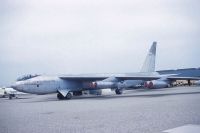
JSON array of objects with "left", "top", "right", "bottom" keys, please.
[
  {"left": 11, "top": 82, "right": 22, "bottom": 91},
  {"left": 10, "top": 83, "right": 16, "bottom": 89},
  {"left": 11, "top": 84, "right": 18, "bottom": 91}
]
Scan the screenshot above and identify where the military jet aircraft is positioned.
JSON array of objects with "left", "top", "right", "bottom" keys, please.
[{"left": 11, "top": 42, "right": 200, "bottom": 100}]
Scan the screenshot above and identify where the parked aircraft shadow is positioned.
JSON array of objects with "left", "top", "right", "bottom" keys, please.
[
  {"left": 4, "top": 97, "right": 33, "bottom": 100},
  {"left": 25, "top": 91, "right": 200, "bottom": 103},
  {"left": 73, "top": 91, "right": 200, "bottom": 100},
  {"left": 127, "top": 88, "right": 168, "bottom": 92}
]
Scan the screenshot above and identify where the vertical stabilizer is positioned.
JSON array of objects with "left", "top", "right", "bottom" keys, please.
[{"left": 140, "top": 41, "right": 157, "bottom": 72}]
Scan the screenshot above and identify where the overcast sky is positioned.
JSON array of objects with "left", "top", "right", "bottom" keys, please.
[{"left": 0, "top": 0, "right": 200, "bottom": 86}]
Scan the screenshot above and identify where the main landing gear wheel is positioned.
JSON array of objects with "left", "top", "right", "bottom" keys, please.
[
  {"left": 9, "top": 94, "right": 15, "bottom": 100},
  {"left": 65, "top": 92, "right": 72, "bottom": 100},
  {"left": 57, "top": 93, "right": 65, "bottom": 100},
  {"left": 73, "top": 91, "right": 83, "bottom": 96},
  {"left": 115, "top": 89, "right": 123, "bottom": 95}
]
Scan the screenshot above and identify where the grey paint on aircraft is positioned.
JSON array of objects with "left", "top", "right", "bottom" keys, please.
[
  {"left": 10, "top": 42, "right": 200, "bottom": 99},
  {"left": 1, "top": 0, "right": 200, "bottom": 87}
]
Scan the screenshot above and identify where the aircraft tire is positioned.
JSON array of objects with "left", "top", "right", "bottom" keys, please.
[
  {"left": 115, "top": 89, "right": 123, "bottom": 95},
  {"left": 73, "top": 91, "right": 83, "bottom": 96},
  {"left": 9, "top": 95, "right": 13, "bottom": 100},
  {"left": 57, "top": 93, "right": 65, "bottom": 100},
  {"left": 65, "top": 92, "right": 72, "bottom": 100}
]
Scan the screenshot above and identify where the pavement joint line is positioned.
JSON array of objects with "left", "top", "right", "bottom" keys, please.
[{"left": 163, "top": 124, "right": 200, "bottom": 133}]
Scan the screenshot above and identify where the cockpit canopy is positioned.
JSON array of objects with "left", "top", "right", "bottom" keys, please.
[{"left": 17, "top": 74, "right": 40, "bottom": 81}]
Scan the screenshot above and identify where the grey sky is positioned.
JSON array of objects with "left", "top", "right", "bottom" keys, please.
[{"left": 0, "top": 0, "right": 200, "bottom": 86}]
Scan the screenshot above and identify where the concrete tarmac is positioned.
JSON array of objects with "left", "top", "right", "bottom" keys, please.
[{"left": 0, "top": 86, "right": 200, "bottom": 133}]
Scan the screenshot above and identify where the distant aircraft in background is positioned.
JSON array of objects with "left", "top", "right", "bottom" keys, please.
[
  {"left": 0, "top": 87, "right": 26, "bottom": 99},
  {"left": 11, "top": 42, "right": 200, "bottom": 100}
]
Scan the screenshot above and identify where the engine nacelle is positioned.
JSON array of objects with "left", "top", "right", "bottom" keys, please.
[
  {"left": 89, "top": 81, "right": 116, "bottom": 89},
  {"left": 145, "top": 80, "right": 170, "bottom": 89},
  {"left": 93, "top": 81, "right": 116, "bottom": 89}
]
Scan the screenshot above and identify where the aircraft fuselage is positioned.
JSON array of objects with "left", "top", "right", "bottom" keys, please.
[{"left": 12, "top": 76, "right": 82, "bottom": 95}]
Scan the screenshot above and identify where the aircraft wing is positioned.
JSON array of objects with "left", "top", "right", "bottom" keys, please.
[
  {"left": 166, "top": 76, "right": 200, "bottom": 80},
  {"left": 59, "top": 76, "right": 107, "bottom": 81},
  {"left": 59, "top": 75, "right": 200, "bottom": 82},
  {"left": 117, "top": 76, "right": 200, "bottom": 81},
  {"left": 59, "top": 75, "right": 161, "bottom": 81}
]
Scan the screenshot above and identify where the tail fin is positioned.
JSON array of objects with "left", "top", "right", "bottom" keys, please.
[{"left": 140, "top": 41, "right": 157, "bottom": 72}]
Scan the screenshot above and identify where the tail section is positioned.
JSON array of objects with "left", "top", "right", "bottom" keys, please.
[{"left": 140, "top": 41, "right": 157, "bottom": 72}]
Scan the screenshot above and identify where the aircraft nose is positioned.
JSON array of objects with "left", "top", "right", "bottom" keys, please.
[
  {"left": 11, "top": 84, "right": 18, "bottom": 90},
  {"left": 11, "top": 82, "right": 22, "bottom": 91},
  {"left": 10, "top": 84, "right": 17, "bottom": 89}
]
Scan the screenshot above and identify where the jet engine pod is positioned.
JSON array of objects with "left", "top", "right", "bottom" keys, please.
[
  {"left": 89, "top": 82, "right": 97, "bottom": 88},
  {"left": 94, "top": 81, "right": 116, "bottom": 89},
  {"left": 146, "top": 80, "right": 169, "bottom": 89}
]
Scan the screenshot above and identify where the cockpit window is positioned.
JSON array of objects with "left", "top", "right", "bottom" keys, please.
[{"left": 17, "top": 74, "right": 40, "bottom": 81}]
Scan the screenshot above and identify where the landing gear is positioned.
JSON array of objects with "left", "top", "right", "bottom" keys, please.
[
  {"left": 167, "top": 84, "right": 171, "bottom": 88},
  {"left": 188, "top": 80, "right": 191, "bottom": 86},
  {"left": 57, "top": 93, "right": 65, "bottom": 100},
  {"left": 73, "top": 91, "right": 83, "bottom": 96},
  {"left": 65, "top": 92, "right": 72, "bottom": 100},
  {"left": 57, "top": 92, "right": 73, "bottom": 100},
  {"left": 115, "top": 89, "right": 123, "bottom": 95},
  {"left": 9, "top": 94, "right": 16, "bottom": 100}
]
